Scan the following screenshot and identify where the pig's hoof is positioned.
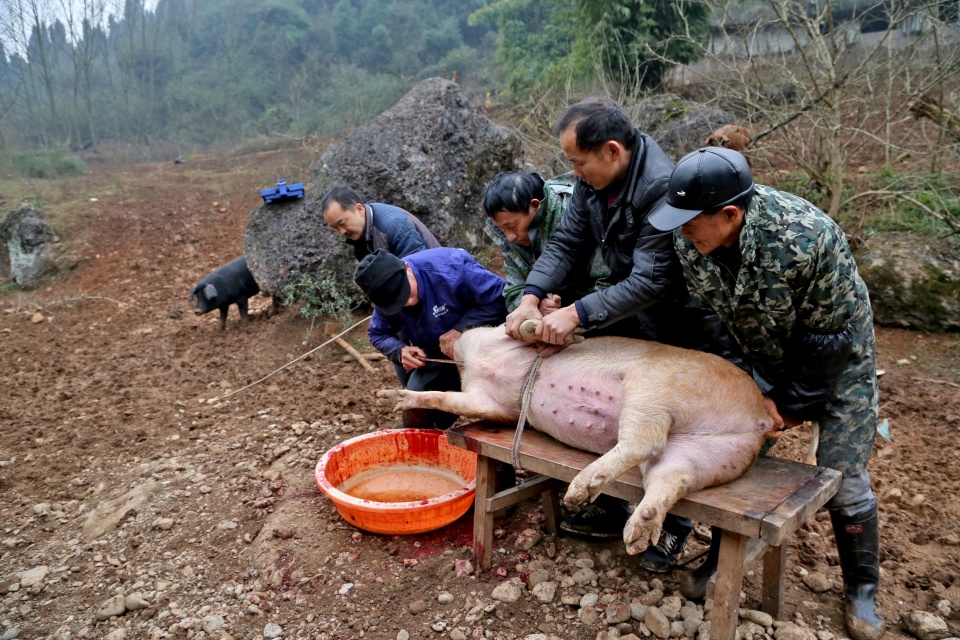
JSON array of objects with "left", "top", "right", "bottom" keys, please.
[{"left": 623, "top": 515, "right": 662, "bottom": 555}]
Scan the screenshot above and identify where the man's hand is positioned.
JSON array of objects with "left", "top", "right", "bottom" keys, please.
[
  {"left": 537, "top": 305, "right": 581, "bottom": 345},
  {"left": 439, "top": 329, "right": 462, "bottom": 359},
  {"left": 400, "top": 346, "right": 427, "bottom": 370},
  {"left": 538, "top": 293, "right": 561, "bottom": 316},
  {"left": 505, "top": 294, "right": 543, "bottom": 340},
  {"left": 762, "top": 396, "right": 802, "bottom": 439}
]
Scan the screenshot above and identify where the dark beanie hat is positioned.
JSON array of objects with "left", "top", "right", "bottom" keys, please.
[{"left": 353, "top": 249, "right": 410, "bottom": 315}]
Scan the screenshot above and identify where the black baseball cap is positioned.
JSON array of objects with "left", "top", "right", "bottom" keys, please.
[
  {"left": 649, "top": 147, "right": 754, "bottom": 231},
  {"left": 353, "top": 249, "right": 410, "bottom": 315}
]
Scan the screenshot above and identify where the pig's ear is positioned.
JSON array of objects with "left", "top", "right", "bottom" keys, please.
[{"left": 204, "top": 283, "right": 218, "bottom": 300}]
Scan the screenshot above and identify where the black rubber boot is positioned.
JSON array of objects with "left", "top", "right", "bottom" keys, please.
[
  {"left": 680, "top": 526, "right": 721, "bottom": 599},
  {"left": 830, "top": 506, "right": 885, "bottom": 640}
]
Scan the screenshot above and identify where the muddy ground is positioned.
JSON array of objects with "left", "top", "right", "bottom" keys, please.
[{"left": 1, "top": 148, "right": 959, "bottom": 640}]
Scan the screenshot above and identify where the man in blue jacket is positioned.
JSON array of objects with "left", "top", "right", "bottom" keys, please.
[
  {"left": 355, "top": 247, "right": 507, "bottom": 429},
  {"left": 322, "top": 184, "right": 441, "bottom": 261}
]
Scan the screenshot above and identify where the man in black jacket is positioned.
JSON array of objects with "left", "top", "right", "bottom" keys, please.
[{"left": 504, "top": 96, "right": 699, "bottom": 571}]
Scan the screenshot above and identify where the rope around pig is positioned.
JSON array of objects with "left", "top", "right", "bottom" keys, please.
[{"left": 511, "top": 354, "right": 544, "bottom": 469}]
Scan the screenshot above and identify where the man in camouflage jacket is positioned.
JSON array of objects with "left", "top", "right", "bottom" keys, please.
[
  {"left": 482, "top": 171, "right": 610, "bottom": 312},
  {"left": 650, "top": 147, "right": 883, "bottom": 640}
]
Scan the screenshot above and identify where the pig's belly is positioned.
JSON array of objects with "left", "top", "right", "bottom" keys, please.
[{"left": 526, "top": 375, "right": 621, "bottom": 455}]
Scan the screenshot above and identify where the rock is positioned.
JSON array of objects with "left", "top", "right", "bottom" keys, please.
[
  {"left": 661, "top": 596, "right": 682, "bottom": 620},
  {"left": 409, "top": 599, "right": 428, "bottom": 614},
  {"left": 801, "top": 572, "right": 833, "bottom": 593},
  {"left": 900, "top": 611, "right": 950, "bottom": 640},
  {"left": 17, "top": 565, "right": 48, "bottom": 587},
  {"left": 263, "top": 622, "right": 283, "bottom": 638},
  {"left": 320, "top": 77, "right": 521, "bottom": 249},
  {"left": 82, "top": 480, "right": 158, "bottom": 541},
  {"left": 450, "top": 629, "right": 467, "bottom": 640},
  {"left": 773, "top": 622, "right": 818, "bottom": 640},
  {"left": 201, "top": 616, "right": 225, "bottom": 633},
  {"left": 532, "top": 581, "right": 556, "bottom": 603},
  {"left": 641, "top": 589, "right": 664, "bottom": 606},
  {"left": 95, "top": 595, "right": 126, "bottom": 621},
  {"left": 104, "top": 629, "right": 126, "bottom": 640},
  {"left": 153, "top": 517, "right": 174, "bottom": 531},
  {"left": 697, "top": 621, "right": 711, "bottom": 640},
  {"left": 740, "top": 609, "right": 773, "bottom": 628},
  {"left": 572, "top": 568, "right": 599, "bottom": 585},
  {"left": 857, "top": 232, "right": 960, "bottom": 332},
  {"left": 739, "top": 621, "right": 766, "bottom": 640},
  {"left": 627, "top": 94, "right": 732, "bottom": 162},
  {"left": 454, "top": 559, "right": 474, "bottom": 576},
  {"left": 491, "top": 579, "right": 523, "bottom": 603},
  {"left": 525, "top": 569, "right": 551, "bottom": 588},
  {"left": 581, "top": 593, "right": 600, "bottom": 608},
  {"left": 0, "top": 576, "right": 19, "bottom": 594},
  {"left": 0, "top": 627, "right": 20, "bottom": 640},
  {"left": 438, "top": 592, "right": 454, "bottom": 604},
  {"left": 631, "top": 603, "right": 649, "bottom": 621},
  {"left": 397, "top": 631, "right": 410, "bottom": 640},
  {"left": 646, "top": 607, "right": 672, "bottom": 639},
  {"left": 580, "top": 607, "right": 600, "bottom": 625},
  {"left": 607, "top": 603, "right": 633, "bottom": 624},
  {"left": 32, "top": 502, "right": 51, "bottom": 515},
  {"left": 124, "top": 592, "right": 150, "bottom": 610},
  {"left": 0, "top": 206, "right": 74, "bottom": 290},
  {"left": 515, "top": 528, "right": 543, "bottom": 551}
]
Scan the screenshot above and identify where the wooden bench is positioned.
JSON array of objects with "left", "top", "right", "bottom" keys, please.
[{"left": 447, "top": 422, "right": 841, "bottom": 640}]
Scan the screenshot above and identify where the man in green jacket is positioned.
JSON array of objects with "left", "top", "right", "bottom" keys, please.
[
  {"left": 481, "top": 171, "right": 610, "bottom": 312},
  {"left": 649, "top": 147, "right": 883, "bottom": 640}
]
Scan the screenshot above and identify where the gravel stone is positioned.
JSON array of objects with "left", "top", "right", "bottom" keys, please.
[{"left": 263, "top": 622, "right": 283, "bottom": 638}]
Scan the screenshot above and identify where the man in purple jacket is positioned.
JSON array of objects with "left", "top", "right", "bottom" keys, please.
[
  {"left": 322, "top": 184, "right": 441, "bottom": 261},
  {"left": 354, "top": 247, "right": 507, "bottom": 429}
]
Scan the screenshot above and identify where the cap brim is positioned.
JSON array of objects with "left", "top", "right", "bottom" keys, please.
[
  {"left": 376, "top": 275, "right": 410, "bottom": 315},
  {"left": 648, "top": 202, "right": 702, "bottom": 231}
]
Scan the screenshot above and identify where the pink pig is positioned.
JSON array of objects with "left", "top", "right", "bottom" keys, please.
[{"left": 393, "top": 323, "right": 779, "bottom": 555}]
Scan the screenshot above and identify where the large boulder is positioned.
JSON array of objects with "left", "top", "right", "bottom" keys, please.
[
  {"left": 244, "top": 195, "right": 353, "bottom": 298},
  {"left": 0, "top": 206, "right": 77, "bottom": 290},
  {"left": 857, "top": 232, "right": 960, "bottom": 332},
  {"left": 318, "top": 77, "right": 522, "bottom": 248},
  {"left": 246, "top": 78, "right": 522, "bottom": 296},
  {"left": 628, "top": 94, "right": 731, "bottom": 162}
]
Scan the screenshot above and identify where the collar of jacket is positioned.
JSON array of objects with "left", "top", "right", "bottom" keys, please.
[{"left": 362, "top": 204, "right": 376, "bottom": 246}]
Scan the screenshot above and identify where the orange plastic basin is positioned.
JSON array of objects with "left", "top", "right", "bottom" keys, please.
[{"left": 315, "top": 429, "right": 477, "bottom": 535}]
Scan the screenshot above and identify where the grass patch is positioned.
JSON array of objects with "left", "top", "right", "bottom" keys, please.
[{"left": 8, "top": 149, "right": 89, "bottom": 179}]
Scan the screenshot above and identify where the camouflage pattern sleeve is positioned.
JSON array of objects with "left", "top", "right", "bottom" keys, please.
[
  {"left": 793, "top": 219, "right": 859, "bottom": 331},
  {"left": 484, "top": 219, "right": 532, "bottom": 313}
]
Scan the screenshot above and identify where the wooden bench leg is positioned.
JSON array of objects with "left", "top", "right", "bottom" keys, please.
[
  {"left": 540, "top": 484, "right": 561, "bottom": 535},
  {"left": 761, "top": 542, "right": 786, "bottom": 619},
  {"left": 712, "top": 530, "right": 748, "bottom": 640},
  {"left": 473, "top": 455, "right": 496, "bottom": 570}
]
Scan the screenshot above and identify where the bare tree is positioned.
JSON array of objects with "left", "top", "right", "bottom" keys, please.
[{"left": 658, "top": 0, "right": 960, "bottom": 219}]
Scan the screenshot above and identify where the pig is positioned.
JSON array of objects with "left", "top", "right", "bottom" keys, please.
[
  {"left": 705, "top": 124, "right": 753, "bottom": 168},
  {"left": 392, "top": 323, "right": 778, "bottom": 555},
  {"left": 188, "top": 256, "right": 260, "bottom": 330}
]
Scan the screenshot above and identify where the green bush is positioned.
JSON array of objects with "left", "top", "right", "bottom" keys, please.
[
  {"left": 279, "top": 271, "right": 361, "bottom": 329},
  {"left": 11, "top": 150, "right": 89, "bottom": 179}
]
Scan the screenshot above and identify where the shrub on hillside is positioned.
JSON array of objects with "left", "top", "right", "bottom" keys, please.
[{"left": 11, "top": 150, "right": 89, "bottom": 179}]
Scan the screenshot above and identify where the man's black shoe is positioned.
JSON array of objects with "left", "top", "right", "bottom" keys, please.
[
  {"left": 559, "top": 496, "right": 629, "bottom": 539},
  {"left": 638, "top": 515, "right": 693, "bottom": 573}
]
